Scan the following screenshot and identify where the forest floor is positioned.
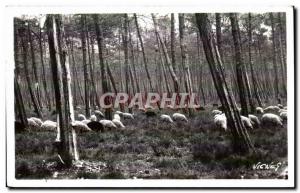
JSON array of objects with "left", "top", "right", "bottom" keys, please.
[{"left": 15, "top": 108, "right": 288, "bottom": 179}]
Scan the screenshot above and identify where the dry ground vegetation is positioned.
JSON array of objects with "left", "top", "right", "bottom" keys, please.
[{"left": 15, "top": 105, "right": 287, "bottom": 179}]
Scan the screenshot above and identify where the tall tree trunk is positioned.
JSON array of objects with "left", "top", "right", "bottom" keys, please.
[
  {"left": 27, "top": 22, "right": 42, "bottom": 108},
  {"left": 122, "top": 14, "right": 133, "bottom": 113},
  {"left": 152, "top": 14, "right": 180, "bottom": 95},
  {"left": 93, "top": 14, "right": 112, "bottom": 120},
  {"left": 81, "top": 15, "right": 91, "bottom": 117},
  {"left": 179, "top": 13, "right": 193, "bottom": 115},
  {"left": 277, "top": 13, "right": 287, "bottom": 96},
  {"left": 20, "top": 27, "right": 43, "bottom": 118},
  {"left": 269, "top": 13, "right": 280, "bottom": 100},
  {"left": 170, "top": 13, "right": 176, "bottom": 72},
  {"left": 39, "top": 26, "right": 52, "bottom": 111},
  {"left": 14, "top": 24, "right": 28, "bottom": 128},
  {"left": 195, "top": 13, "right": 254, "bottom": 154},
  {"left": 229, "top": 13, "right": 249, "bottom": 116},
  {"left": 247, "top": 13, "right": 262, "bottom": 108},
  {"left": 46, "top": 15, "right": 76, "bottom": 166},
  {"left": 134, "top": 14, "right": 154, "bottom": 92}
]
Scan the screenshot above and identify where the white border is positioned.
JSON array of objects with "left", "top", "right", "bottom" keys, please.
[{"left": 4, "top": 5, "right": 295, "bottom": 188}]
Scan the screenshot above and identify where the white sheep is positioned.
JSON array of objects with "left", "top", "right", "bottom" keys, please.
[
  {"left": 280, "top": 112, "right": 287, "bottom": 121},
  {"left": 160, "top": 114, "right": 173, "bottom": 123},
  {"left": 261, "top": 113, "right": 283, "bottom": 126},
  {"left": 122, "top": 112, "right": 134, "bottom": 119},
  {"left": 212, "top": 109, "right": 222, "bottom": 116},
  {"left": 41, "top": 120, "right": 57, "bottom": 131},
  {"left": 78, "top": 114, "right": 86, "bottom": 121},
  {"left": 94, "top": 110, "right": 104, "bottom": 118},
  {"left": 27, "top": 118, "right": 40, "bottom": 129},
  {"left": 256, "top": 107, "right": 264, "bottom": 114},
  {"left": 100, "top": 120, "right": 117, "bottom": 129},
  {"left": 113, "top": 113, "right": 121, "bottom": 121},
  {"left": 264, "top": 106, "right": 280, "bottom": 112},
  {"left": 112, "top": 119, "right": 125, "bottom": 128},
  {"left": 28, "top": 117, "right": 43, "bottom": 126},
  {"left": 214, "top": 113, "right": 227, "bottom": 131},
  {"left": 71, "top": 121, "right": 92, "bottom": 132},
  {"left": 90, "top": 115, "right": 97, "bottom": 121},
  {"left": 115, "top": 111, "right": 123, "bottom": 114},
  {"left": 172, "top": 113, "right": 188, "bottom": 122},
  {"left": 248, "top": 114, "right": 260, "bottom": 128},
  {"left": 241, "top": 116, "right": 253, "bottom": 130}
]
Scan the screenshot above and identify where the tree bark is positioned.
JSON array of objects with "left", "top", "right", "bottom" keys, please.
[
  {"left": 195, "top": 13, "right": 254, "bottom": 154},
  {"left": 269, "top": 13, "right": 280, "bottom": 100},
  {"left": 93, "top": 14, "right": 112, "bottom": 119},
  {"left": 229, "top": 13, "right": 249, "bottom": 116},
  {"left": 80, "top": 15, "right": 91, "bottom": 117},
  {"left": 134, "top": 14, "right": 154, "bottom": 92},
  {"left": 170, "top": 13, "right": 176, "bottom": 72},
  {"left": 46, "top": 14, "right": 75, "bottom": 166},
  {"left": 20, "top": 26, "right": 43, "bottom": 118}
]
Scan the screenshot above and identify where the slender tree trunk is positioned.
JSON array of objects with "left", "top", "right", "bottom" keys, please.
[
  {"left": 27, "top": 23, "right": 42, "bottom": 108},
  {"left": 170, "top": 13, "right": 176, "bottom": 72},
  {"left": 93, "top": 14, "right": 112, "bottom": 119},
  {"left": 134, "top": 14, "right": 154, "bottom": 92},
  {"left": 270, "top": 13, "right": 280, "bottom": 100},
  {"left": 46, "top": 15, "right": 75, "bottom": 166},
  {"left": 80, "top": 15, "right": 91, "bottom": 117},
  {"left": 152, "top": 14, "right": 180, "bottom": 95},
  {"left": 247, "top": 13, "right": 262, "bottom": 108},
  {"left": 195, "top": 13, "right": 254, "bottom": 154},
  {"left": 14, "top": 24, "right": 28, "bottom": 128},
  {"left": 179, "top": 13, "right": 193, "bottom": 115},
  {"left": 277, "top": 13, "right": 287, "bottom": 95},
  {"left": 229, "top": 13, "right": 249, "bottom": 116},
  {"left": 20, "top": 27, "right": 43, "bottom": 118}
]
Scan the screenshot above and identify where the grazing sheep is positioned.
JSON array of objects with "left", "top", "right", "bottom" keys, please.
[
  {"left": 115, "top": 111, "right": 123, "bottom": 114},
  {"left": 78, "top": 114, "right": 86, "bottom": 121},
  {"left": 256, "top": 107, "right": 264, "bottom": 114},
  {"left": 264, "top": 106, "right": 280, "bottom": 112},
  {"left": 248, "top": 114, "right": 260, "bottom": 128},
  {"left": 41, "top": 120, "right": 57, "bottom": 131},
  {"left": 87, "top": 121, "right": 104, "bottom": 132},
  {"left": 241, "top": 116, "right": 253, "bottom": 130},
  {"left": 113, "top": 113, "right": 121, "bottom": 121},
  {"left": 28, "top": 117, "right": 43, "bottom": 126},
  {"left": 214, "top": 113, "right": 227, "bottom": 131},
  {"left": 261, "top": 113, "right": 283, "bottom": 126},
  {"left": 122, "top": 112, "right": 134, "bottom": 119},
  {"left": 81, "top": 119, "right": 90, "bottom": 125},
  {"left": 90, "top": 115, "right": 97, "bottom": 121},
  {"left": 94, "top": 110, "right": 104, "bottom": 118},
  {"left": 112, "top": 119, "right": 125, "bottom": 128},
  {"left": 280, "top": 112, "right": 287, "bottom": 121},
  {"left": 212, "top": 109, "right": 222, "bottom": 116},
  {"left": 99, "top": 120, "right": 117, "bottom": 129},
  {"left": 71, "top": 121, "right": 92, "bottom": 133},
  {"left": 172, "top": 113, "right": 188, "bottom": 122},
  {"left": 27, "top": 118, "right": 40, "bottom": 129},
  {"left": 160, "top": 114, "right": 173, "bottom": 123}
]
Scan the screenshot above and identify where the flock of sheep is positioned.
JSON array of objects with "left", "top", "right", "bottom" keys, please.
[
  {"left": 21, "top": 104, "right": 287, "bottom": 134},
  {"left": 213, "top": 104, "right": 287, "bottom": 131}
]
